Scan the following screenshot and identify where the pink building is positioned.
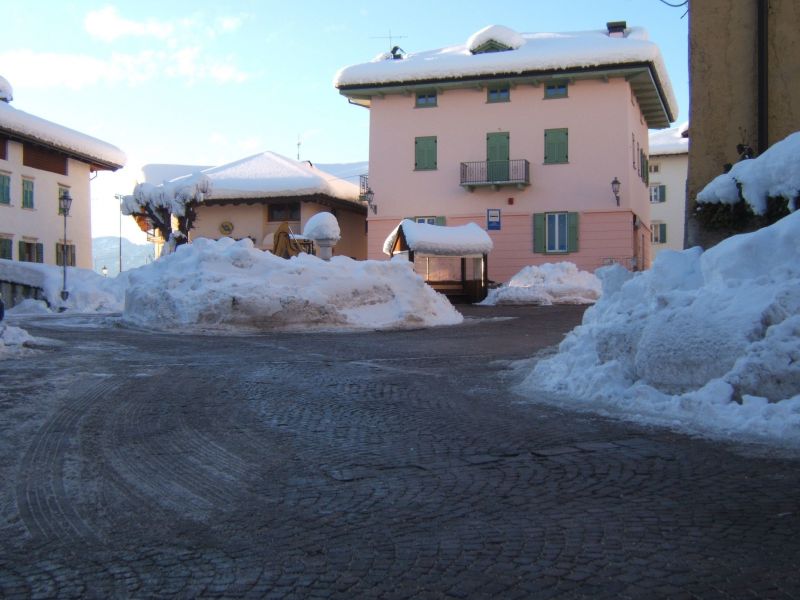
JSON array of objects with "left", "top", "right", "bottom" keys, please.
[{"left": 335, "top": 23, "right": 677, "bottom": 282}]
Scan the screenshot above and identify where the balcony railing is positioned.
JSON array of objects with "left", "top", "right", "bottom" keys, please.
[{"left": 460, "top": 159, "right": 530, "bottom": 191}]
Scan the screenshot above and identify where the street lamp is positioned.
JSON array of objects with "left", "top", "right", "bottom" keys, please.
[
  {"left": 101, "top": 265, "right": 108, "bottom": 277},
  {"left": 611, "top": 177, "right": 621, "bottom": 206},
  {"left": 59, "top": 190, "right": 73, "bottom": 304}
]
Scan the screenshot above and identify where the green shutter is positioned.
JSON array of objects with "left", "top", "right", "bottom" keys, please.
[
  {"left": 567, "top": 212, "right": 579, "bottom": 252},
  {"left": 533, "top": 213, "right": 545, "bottom": 253},
  {"left": 0, "top": 174, "right": 10, "bottom": 204},
  {"left": 414, "top": 136, "right": 437, "bottom": 170},
  {"left": 660, "top": 223, "right": 667, "bottom": 244},
  {"left": 35, "top": 243, "right": 44, "bottom": 263},
  {"left": 0, "top": 238, "right": 11, "bottom": 259},
  {"left": 544, "top": 129, "right": 568, "bottom": 164},
  {"left": 435, "top": 216, "right": 446, "bottom": 226},
  {"left": 659, "top": 185, "right": 667, "bottom": 203},
  {"left": 22, "top": 179, "right": 34, "bottom": 208},
  {"left": 18, "top": 241, "right": 24, "bottom": 261}
]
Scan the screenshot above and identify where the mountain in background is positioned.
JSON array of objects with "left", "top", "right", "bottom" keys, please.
[{"left": 92, "top": 237, "right": 154, "bottom": 277}]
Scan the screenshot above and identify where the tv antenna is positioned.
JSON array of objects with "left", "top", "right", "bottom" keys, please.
[{"left": 371, "top": 29, "right": 407, "bottom": 51}]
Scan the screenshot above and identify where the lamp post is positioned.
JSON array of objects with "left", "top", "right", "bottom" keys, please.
[
  {"left": 101, "top": 265, "right": 108, "bottom": 277},
  {"left": 59, "top": 190, "right": 73, "bottom": 305},
  {"left": 611, "top": 177, "right": 621, "bottom": 206}
]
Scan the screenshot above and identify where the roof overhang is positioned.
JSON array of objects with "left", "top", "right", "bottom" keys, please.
[
  {"left": 0, "top": 127, "right": 124, "bottom": 171},
  {"left": 338, "top": 61, "right": 674, "bottom": 129},
  {"left": 201, "top": 193, "right": 367, "bottom": 215}
]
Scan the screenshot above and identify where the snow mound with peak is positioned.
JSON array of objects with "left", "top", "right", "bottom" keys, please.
[
  {"left": 480, "top": 262, "right": 600, "bottom": 306},
  {"left": 0, "top": 324, "right": 35, "bottom": 359},
  {"left": 123, "top": 237, "right": 462, "bottom": 332},
  {"left": 518, "top": 211, "right": 800, "bottom": 444}
]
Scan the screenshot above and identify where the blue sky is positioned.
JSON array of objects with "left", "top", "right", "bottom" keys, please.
[{"left": 0, "top": 1, "right": 688, "bottom": 241}]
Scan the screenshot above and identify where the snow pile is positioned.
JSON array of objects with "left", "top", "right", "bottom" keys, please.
[
  {"left": 383, "top": 220, "right": 493, "bottom": 256},
  {"left": 0, "top": 98, "right": 125, "bottom": 167},
  {"left": 0, "top": 74, "right": 12, "bottom": 102},
  {"left": 303, "top": 212, "right": 341, "bottom": 242},
  {"left": 697, "top": 131, "right": 800, "bottom": 215},
  {"left": 480, "top": 262, "right": 601, "bottom": 306},
  {"left": 649, "top": 122, "right": 688, "bottom": 156},
  {"left": 123, "top": 237, "right": 462, "bottom": 332},
  {"left": 0, "top": 323, "right": 35, "bottom": 359},
  {"left": 518, "top": 211, "right": 800, "bottom": 444},
  {"left": 467, "top": 25, "right": 525, "bottom": 53},
  {"left": 0, "top": 259, "right": 126, "bottom": 313}
]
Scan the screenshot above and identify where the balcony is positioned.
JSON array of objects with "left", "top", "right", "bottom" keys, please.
[{"left": 460, "top": 159, "right": 530, "bottom": 191}]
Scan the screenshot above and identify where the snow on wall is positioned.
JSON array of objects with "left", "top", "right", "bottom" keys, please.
[
  {"left": 697, "top": 131, "right": 800, "bottom": 215},
  {"left": 0, "top": 100, "right": 125, "bottom": 167},
  {"left": 383, "top": 220, "right": 494, "bottom": 256},
  {"left": 335, "top": 25, "right": 677, "bottom": 120}
]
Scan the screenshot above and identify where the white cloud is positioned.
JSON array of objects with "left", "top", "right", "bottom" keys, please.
[{"left": 84, "top": 6, "right": 174, "bottom": 42}]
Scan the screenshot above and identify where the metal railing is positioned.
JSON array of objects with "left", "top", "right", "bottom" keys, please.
[
  {"left": 460, "top": 159, "right": 530, "bottom": 187},
  {"left": 359, "top": 174, "right": 370, "bottom": 199}
]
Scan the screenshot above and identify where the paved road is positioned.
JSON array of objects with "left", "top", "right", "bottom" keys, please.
[{"left": 1, "top": 305, "right": 799, "bottom": 599}]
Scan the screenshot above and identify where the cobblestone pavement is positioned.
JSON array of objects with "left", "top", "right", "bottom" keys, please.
[{"left": 1, "top": 305, "right": 799, "bottom": 599}]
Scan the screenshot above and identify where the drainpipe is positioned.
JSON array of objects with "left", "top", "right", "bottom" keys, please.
[{"left": 757, "top": 0, "right": 769, "bottom": 154}]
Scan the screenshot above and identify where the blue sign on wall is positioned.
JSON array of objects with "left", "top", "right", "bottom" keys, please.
[{"left": 487, "top": 209, "right": 501, "bottom": 230}]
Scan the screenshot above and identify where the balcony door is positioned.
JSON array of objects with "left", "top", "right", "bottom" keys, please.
[{"left": 486, "top": 132, "right": 509, "bottom": 182}]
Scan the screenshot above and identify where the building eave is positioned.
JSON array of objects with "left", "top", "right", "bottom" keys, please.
[{"left": 0, "top": 127, "right": 124, "bottom": 171}]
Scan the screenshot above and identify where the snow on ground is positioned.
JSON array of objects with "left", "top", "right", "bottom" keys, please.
[
  {"left": 0, "top": 323, "right": 35, "bottom": 359},
  {"left": 517, "top": 211, "right": 800, "bottom": 445},
  {"left": 123, "top": 237, "right": 462, "bottom": 332},
  {"left": 697, "top": 131, "right": 800, "bottom": 215},
  {"left": 480, "top": 262, "right": 600, "bottom": 306}
]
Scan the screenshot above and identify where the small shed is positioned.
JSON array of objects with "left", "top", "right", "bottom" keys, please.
[{"left": 384, "top": 220, "right": 493, "bottom": 303}]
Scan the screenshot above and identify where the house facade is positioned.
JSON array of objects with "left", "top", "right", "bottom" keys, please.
[
  {"left": 336, "top": 23, "right": 677, "bottom": 282},
  {"left": 648, "top": 124, "right": 688, "bottom": 257},
  {"left": 0, "top": 76, "right": 125, "bottom": 270}
]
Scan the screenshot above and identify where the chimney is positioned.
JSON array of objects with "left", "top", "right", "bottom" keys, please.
[{"left": 606, "top": 21, "right": 627, "bottom": 38}]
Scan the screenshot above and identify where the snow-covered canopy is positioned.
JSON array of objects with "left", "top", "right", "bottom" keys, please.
[
  {"left": 467, "top": 25, "right": 525, "bottom": 53},
  {"left": 0, "top": 75, "right": 12, "bottom": 102},
  {"left": 697, "top": 131, "right": 800, "bottom": 215},
  {"left": 518, "top": 210, "right": 800, "bottom": 445},
  {"left": 0, "top": 98, "right": 125, "bottom": 169},
  {"left": 303, "top": 212, "right": 341, "bottom": 242},
  {"left": 649, "top": 122, "right": 689, "bottom": 156},
  {"left": 123, "top": 152, "right": 364, "bottom": 218},
  {"left": 336, "top": 24, "right": 677, "bottom": 126},
  {"left": 383, "top": 220, "right": 494, "bottom": 257},
  {"left": 479, "top": 262, "right": 601, "bottom": 306}
]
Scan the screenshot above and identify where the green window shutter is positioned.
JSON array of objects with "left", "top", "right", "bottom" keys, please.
[
  {"left": 659, "top": 185, "right": 667, "bottom": 203},
  {"left": 567, "top": 212, "right": 579, "bottom": 252},
  {"left": 0, "top": 174, "right": 10, "bottom": 204},
  {"left": 56, "top": 243, "right": 62, "bottom": 267},
  {"left": 35, "top": 243, "right": 44, "bottom": 263},
  {"left": 660, "top": 223, "right": 667, "bottom": 244},
  {"left": 0, "top": 238, "right": 11, "bottom": 259},
  {"left": 544, "top": 129, "right": 568, "bottom": 164},
  {"left": 414, "top": 136, "right": 437, "bottom": 170},
  {"left": 18, "top": 241, "right": 25, "bottom": 261},
  {"left": 533, "top": 213, "right": 545, "bottom": 253},
  {"left": 435, "top": 216, "right": 446, "bottom": 226},
  {"left": 22, "top": 179, "right": 34, "bottom": 208}
]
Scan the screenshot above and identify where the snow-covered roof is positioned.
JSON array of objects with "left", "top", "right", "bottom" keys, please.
[
  {"left": 383, "top": 220, "right": 494, "bottom": 256},
  {"left": 336, "top": 24, "right": 677, "bottom": 127},
  {"left": 697, "top": 130, "right": 800, "bottom": 215},
  {"left": 141, "top": 163, "right": 213, "bottom": 185},
  {"left": 0, "top": 99, "right": 125, "bottom": 170},
  {"left": 649, "top": 122, "right": 689, "bottom": 156}
]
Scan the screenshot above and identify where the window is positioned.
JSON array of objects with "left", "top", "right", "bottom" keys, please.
[
  {"left": 544, "top": 83, "right": 568, "bottom": 99},
  {"left": 415, "top": 92, "right": 437, "bottom": 108},
  {"left": 18, "top": 241, "right": 43, "bottom": 263},
  {"left": 533, "top": 212, "right": 578, "bottom": 254},
  {"left": 652, "top": 222, "right": 667, "bottom": 244},
  {"left": 649, "top": 163, "right": 660, "bottom": 174},
  {"left": 0, "top": 173, "right": 10, "bottom": 205},
  {"left": 0, "top": 237, "right": 11, "bottom": 259},
  {"left": 544, "top": 129, "right": 568, "bottom": 164},
  {"left": 268, "top": 202, "right": 300, "bottom": 221},
  {"left": 414, "top": 136, "right": 437, "bottom": 170},
  {"left": 22, "top": 178, "right": 34, "bottom": 209},
  {"left": 55, "top": 243, "right": 76, "bottom": 266},
  {"left": 0, "top": 137, "right": 7, "bottom": 160},
  {"left": 649, "top": 185, "right": 666, "bottom": 203},
  {"left": 487, "top": 87, "right": 510, "bottom": 103}
]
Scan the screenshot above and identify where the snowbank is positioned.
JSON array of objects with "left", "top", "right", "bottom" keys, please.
[
  {"left": 0, "top": 324, "right": 35, "bottom": 359},
  {"left": 123, "top": 237, "right": 462, "bottom": 332},
  {"left": 383, "top": 220, "right": 493, "bottom": 256},
  {"left": 480, "top": 262, "right": 601, "bottom": 306},
  {"left": 518, "top": 212, "right": 800, "bottom": 445},
  {"left": 0, "top": 259, "right": 127, "bottom": 313},
  {"left": 697, "top": 131, "right": 800, "bottom": 215}
]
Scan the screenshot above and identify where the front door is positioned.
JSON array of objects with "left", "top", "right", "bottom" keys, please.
[{"left": 486, "top": 132, "right": 509, "bottom": 182}]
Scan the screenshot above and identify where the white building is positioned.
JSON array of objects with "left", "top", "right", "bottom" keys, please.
[
  {"left": 0, "top": 76, "right": 125, "bottom": 270},
  {"left": 648, "top": 123, "right": 688, "bottom": 256}
]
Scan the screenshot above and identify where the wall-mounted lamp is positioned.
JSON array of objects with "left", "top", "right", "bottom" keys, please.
[
  {"left": 364, "top": 188, "right": 377, "bottom": 215},
  {"left": 611, "top": 177, "right": 621, "bottom": 206}
]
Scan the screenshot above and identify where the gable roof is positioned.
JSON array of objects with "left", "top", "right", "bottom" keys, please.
[
  {"left": 336, "top": 24, "right": 677, "bottom": 128},
  {"left": 0, "top": 100, "right": 125, "bottom": 170}
]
